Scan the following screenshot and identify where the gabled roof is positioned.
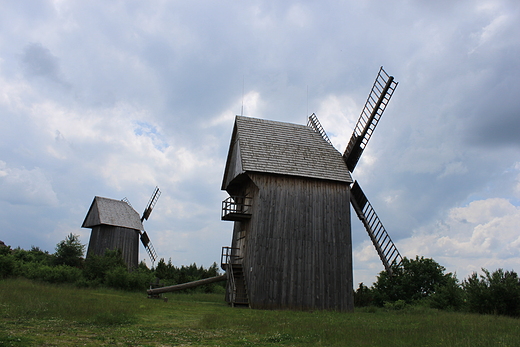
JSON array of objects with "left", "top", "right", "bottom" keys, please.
[
  {"left": 82, "top": 196, "right": 144, "bottom": 230},
  {"left": 222, "top": 116, "right": 352, "bottom": 189}
]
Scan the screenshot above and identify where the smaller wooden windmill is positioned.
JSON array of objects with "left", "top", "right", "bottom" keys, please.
[{"left": 83, "top": 187, "right": 161, "bottom": 268}]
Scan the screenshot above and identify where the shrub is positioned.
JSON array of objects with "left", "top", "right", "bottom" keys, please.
[
  {"left": 354, "top": 282, "right": 374, "bottom": 307},
  {"left": 0, "top": 253, "right": 15, "bottom": 278},
  {"left": 12, "top": 246, "right": 53, "bottom": 265},
  {"left": 105, "top": 267, "right": 130, "bottom": 290},
  {"left": 41, "top": 265, "right": 83, "bottom": 284},
  {"left": 16, "top": 262, "right": 82, "bottom": 284},
  {"left": 372, "top": 256, "right": 454, "bottom": 306},
  {"left": 429, "top": 274, "right": 464, "bottom": 311},
  {"left": 384, "top": 299, "right": 407, "bottom": 310},
  {"left": 53, "top": 233, "right": 85, "bottom": 268},
  {"left": 128, "top": 268, "right": 155, "bottom": 291},
  {"left": 463, "top": 268, "right": 520, "bottom": 317},
  {"left": 83, "top": 249, "right": 126, "bottom": 282}
]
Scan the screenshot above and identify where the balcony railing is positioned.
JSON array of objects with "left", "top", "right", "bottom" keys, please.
[
  {"left": 221, "top": 246, "right": 241, "bottom": 270},
  {"left": 221, "top": 196, "right": 252, "bottom": 221}
]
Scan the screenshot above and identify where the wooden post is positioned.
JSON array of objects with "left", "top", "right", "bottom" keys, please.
[{"left": 146, "top": 275, "right": 226, "bottom": 295}]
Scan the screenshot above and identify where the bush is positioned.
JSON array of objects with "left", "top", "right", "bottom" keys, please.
[
  {"left": 16, "top": 262, "right": 83, "bottom": 284},
  {"left": 83, "top": 249, "right": 126, "bottom": 282},
  {"left": 384, "top": 299, "right": 407, "bottom": 310},
  {"left": 354, "top": 282, "right": 374, "bottom": 307},
  {"left": 463, "top": 268, "right": 520, "bottom": 317},
  {"left": 41, "top": 265, "right": 83, "bottom": 284},
  {"left": 0, "top": 253, "right": 15, "bottom": 278},
  {"left": 3, "top": 241, "right": 223, "bottom": 293},
  {"left": 372, "top": 256, "right": 454, "bottom": 306},
  {"left": 53, "top": 233, "right": 85, "bottom": 268},
  {"left": 105, "top": 267, "right": 130, "bottom": 290},
  {"left": 128, "top": 267, "right": 155, "bottom": 291},
  {"left": 429, "top": 274, "right": 464, "bottom": 311},
  {"left": 12, "top": 247, "right": 53, "bottom": 265}
]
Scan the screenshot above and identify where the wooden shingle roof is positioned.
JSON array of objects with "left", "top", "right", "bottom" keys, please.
[
  {"left": 82, "top": 196, "right": 144, "bottom": 230},
  {"left": 222, "top": 116, "right": 352, "bottom": 188}
]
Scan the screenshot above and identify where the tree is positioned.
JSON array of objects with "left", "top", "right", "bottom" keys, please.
[
  {"left": 53, "top": 233, "right": 85, "bottom": 267},
  {"left": 354, "top": 282, "right": 374, "bottom": 307},
  {"left": 429, "top": 273, "right": 464, "bottom": 311},
  {"left": 463, "top": 268, "right": 520, "bottom": 317},
  {"left": 0, "top": 245, "right": 15, "bottom": 278},
  {"left": 372, "top": 256, "right": 454, "bottom": 306}
]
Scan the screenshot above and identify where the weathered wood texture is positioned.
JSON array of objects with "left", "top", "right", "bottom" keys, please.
[
  {"left": 82, "top": 196, "right": 144, "bottom": 230},
  {"left": 229, "top": 173, "right": 354, "bottom": 311},
  {"left": 86, "top": 225, "right": 140, "bottom": 269},
  {"left": 147, "top": 275, "right": 226, "bottom": 295},
  {"left": 222, "top": 116, "right": 352, "bottom": 190}
]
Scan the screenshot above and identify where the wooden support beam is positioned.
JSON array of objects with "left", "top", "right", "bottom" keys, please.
[{"left": 147, "top": 274, "right": 226, "bottom": 295}]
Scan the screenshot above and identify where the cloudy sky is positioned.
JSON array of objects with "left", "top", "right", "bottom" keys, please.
[{"left": 1, "top": 0, "right": 519, "bottom": 286}]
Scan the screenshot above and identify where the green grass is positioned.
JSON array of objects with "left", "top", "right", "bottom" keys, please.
[{"left": 1, "top": 278, "right": 519, "bottom": 346}]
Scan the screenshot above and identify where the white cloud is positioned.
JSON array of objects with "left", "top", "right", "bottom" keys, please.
[
  {"left": 1, "top": 0, "right": 520, "bottom": 282},
  {"left": 313, "top": 94, "right": 359, "bottom": 151},
  {"left": 401, "top": 198, "right": 520, "bottom": 278},
  {"left": 209, "top": 90, "right": 262, "bottom": 127},
  {"left": 0, "top": 160, "right": 58, "bottom": 206}
]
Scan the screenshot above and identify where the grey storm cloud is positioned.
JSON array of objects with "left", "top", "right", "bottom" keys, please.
[
  {"left": 0, "top": 0, "right": 519, "bottom": 285},
  {"left": 22, "top": 43, "right": 59, "bottom": 78}
]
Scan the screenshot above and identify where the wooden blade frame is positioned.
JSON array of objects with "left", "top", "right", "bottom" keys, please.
[
  {"left": 307, "top": 113, "right": 333, "bottom": 147},
  {"left": 141, "top": 186, "right": 161, "bottom": 222},
  {"left": 140, "top": 231, "right": 157, "bottom": 263},
  {"left": 350, "top": 181, "right": 402, "bottom": 275},
  {"left": 343, "top": 67, "right": 398, "bottom": 172}
]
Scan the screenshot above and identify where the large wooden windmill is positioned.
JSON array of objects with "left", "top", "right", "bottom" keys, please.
[
  {"left": 82, "top": 187, "right": 161, "bottom": 269},
  {"left": 220, "top": 67, "right": 402, "bottom": 311}
]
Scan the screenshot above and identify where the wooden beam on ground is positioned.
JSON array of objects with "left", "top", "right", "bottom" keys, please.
[{"left": 147, "top": 274, "right": 226, "bottom": 295}]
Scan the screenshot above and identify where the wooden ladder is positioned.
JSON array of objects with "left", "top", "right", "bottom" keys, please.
[{"left": 230, "top": 264, "right": 249, "bottom": 307}]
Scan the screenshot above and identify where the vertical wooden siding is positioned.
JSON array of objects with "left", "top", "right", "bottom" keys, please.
[
  {"left": 86, "top": 225, "right": 140, "bottom": 269},
  {"left": 237, "top": 173, "right": 353, "bottom": 311}
]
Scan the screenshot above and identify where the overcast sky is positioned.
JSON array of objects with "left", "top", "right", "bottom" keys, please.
[{"left": 1, "top": 0, "right": 519, "bottom": 286}]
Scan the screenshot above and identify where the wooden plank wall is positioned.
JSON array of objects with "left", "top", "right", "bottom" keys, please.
[
  {"left": 86, "top": 225, "right": 140, "bottom": 269},
  {"left": 237, "top": 173, "right": 353, "bottom": 311}
]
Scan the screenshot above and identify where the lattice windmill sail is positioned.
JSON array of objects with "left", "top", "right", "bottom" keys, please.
[
  {"left": 139, "top": 186, "right": 161, "bottom": 263},
  {"left": 343, "top": 67, "right": 398, "bottom": 172},
  {"left": 310, "top": 67, "right": 402, "bottom": 275}
]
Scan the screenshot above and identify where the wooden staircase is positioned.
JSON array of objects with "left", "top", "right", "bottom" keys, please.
[
  {"left": 229, "top": 264, "right": 249, "bottom": 306},
  {"left": 221, "top": 246, "right": 250, "bottom": 307}
]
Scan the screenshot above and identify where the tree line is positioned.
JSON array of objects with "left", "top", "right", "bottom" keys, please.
[
  {"left": 355, "top": 256, "right": 520, "bottom": 317},
  {"left": 2, "top": 234, "right": 519, "bottom": 317},
  {"left": 0, "top": 233, "right": 223, "bottom": 293}
]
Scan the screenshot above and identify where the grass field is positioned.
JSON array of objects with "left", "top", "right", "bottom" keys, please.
[{"left": 1, "top": 278, "right": 519, "bottom": 346}]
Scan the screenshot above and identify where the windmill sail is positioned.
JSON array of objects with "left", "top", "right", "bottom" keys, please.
[
  {"left": 307, "top": 113, "right": 333, "bottom": 146},
  {"left": 350, "top": 181, "right": 402, "bottom": 274},
  {"left": 141, "top": 187, "right": 161, "bottom": 222},
  {"left": 140, "top": 186, "right": 161, "bottom": 264},
  {"left": 343, "top": 67, "right": 398, "bottom": 172},
  {"left": 140, "top": 231, "right": 157, "bottom": 263}
]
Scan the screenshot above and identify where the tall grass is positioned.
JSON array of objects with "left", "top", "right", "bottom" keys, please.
[
  {"left": 1, "top": 278, "right": 519, "bottom": 346},
  {"left": 0, "top": 278, "right": 137, "bottom": 325},
  {"left": 198, "top": 306, "right": 520, "bottom": 346}
]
